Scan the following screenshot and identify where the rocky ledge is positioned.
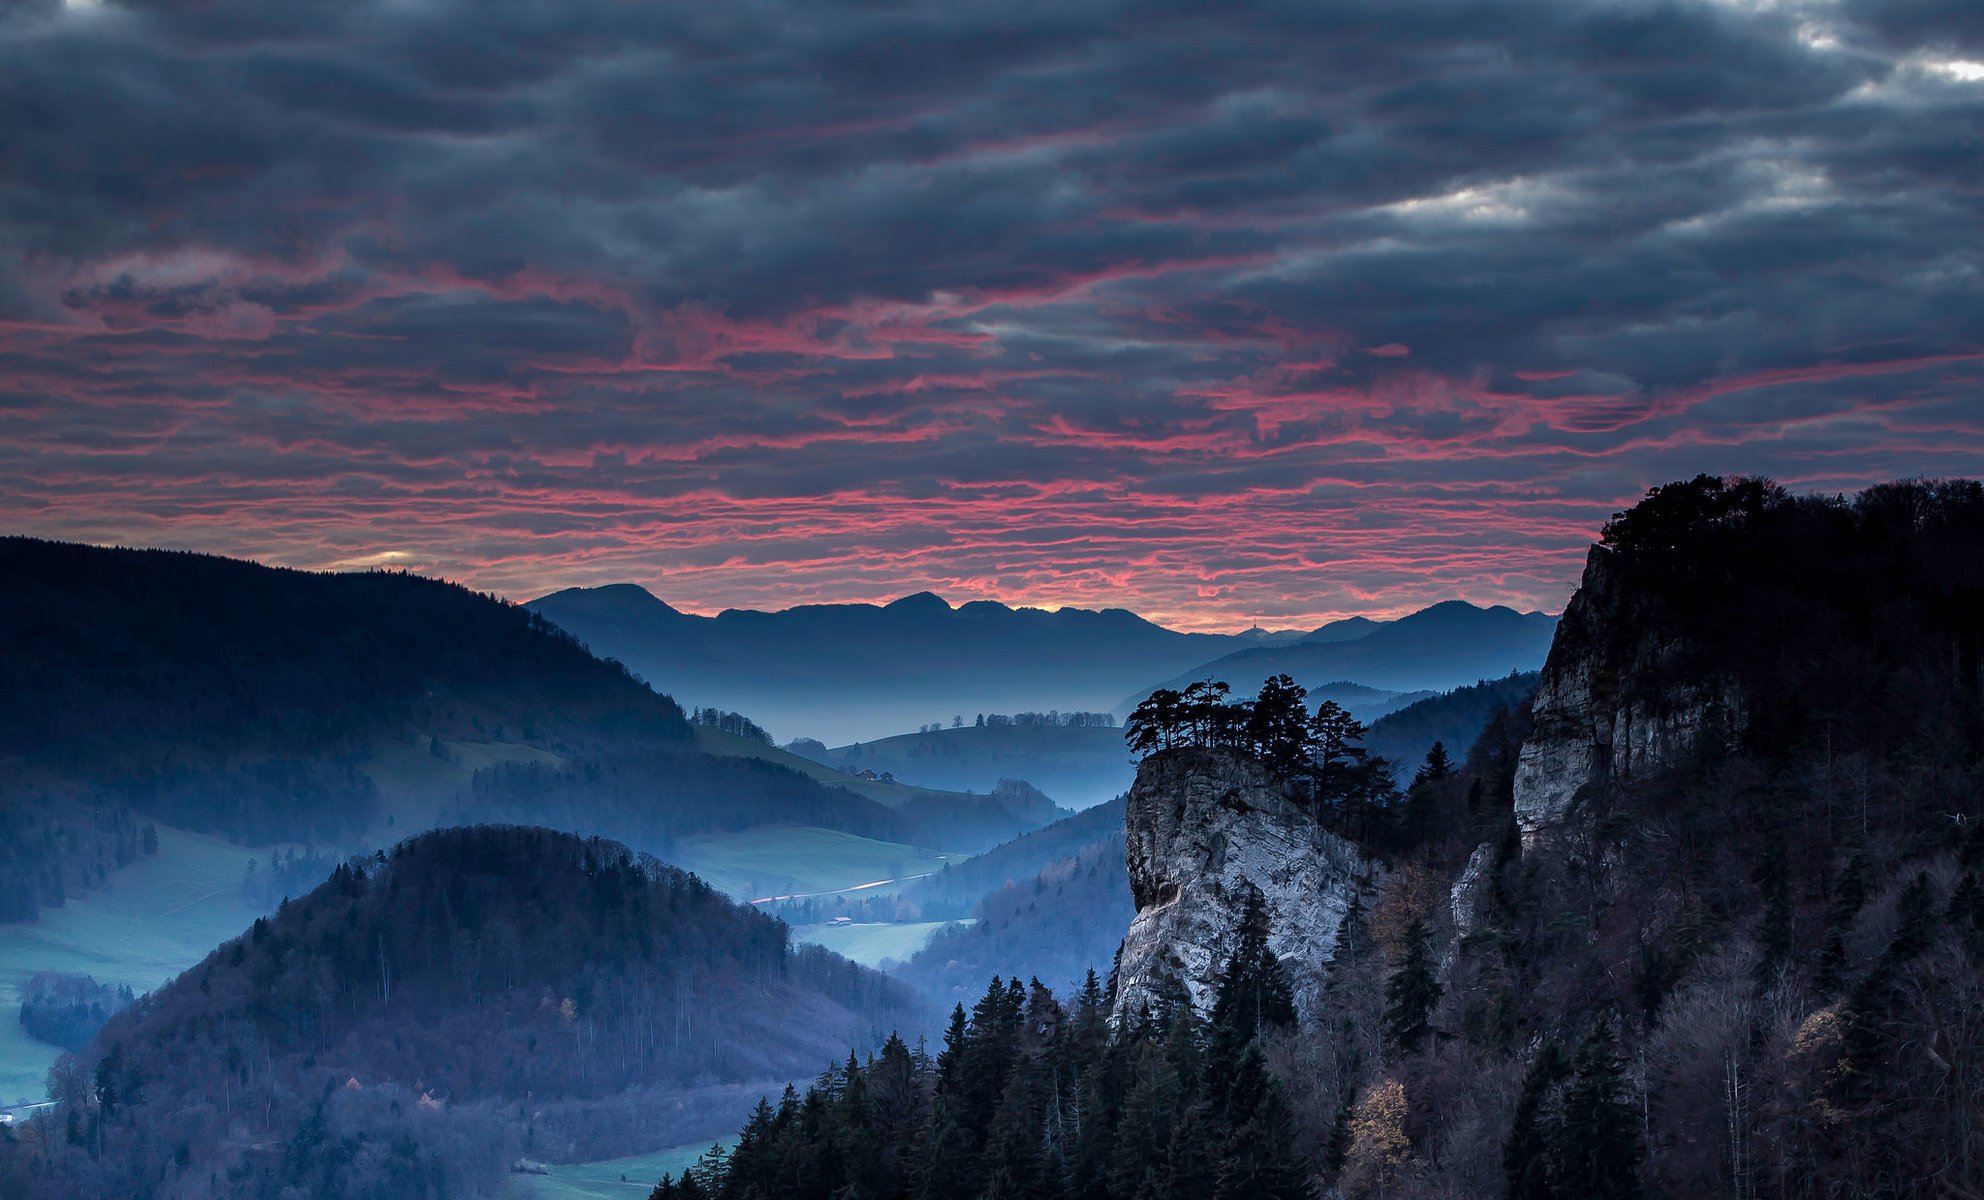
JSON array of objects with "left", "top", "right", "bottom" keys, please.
[
  {"left": 1110, "top": 748, "right": 1367, "bottom": 1025},
  {"left": 1513, "top": 544, "right": 1745, "bottom": 841}
]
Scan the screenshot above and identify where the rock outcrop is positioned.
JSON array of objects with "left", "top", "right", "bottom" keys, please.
[
  {"left": 1110, "top": 749, "right": 1368, "bottom": 1025},
  {"left": 1513, "top": 545, "right": 1745, "bottom": 841}
]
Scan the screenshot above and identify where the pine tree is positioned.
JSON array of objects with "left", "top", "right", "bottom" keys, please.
[
  {"left": 1165, "top": 1102, "right": 1219, "bottom": 1198},
  {"left": 1503, "top": 1041, "right": 1567, "bottom": 1200},
  {"left": 1414, "top": 741, "right": 1452, "bottom": 785},
  {"left": 1108, "top": 1042, "right": 1182, "bottom": 1200},
  {"left": 1247, "top": 674, "right": 1312, "bottom": 777},
  {"left": 1210, "top": 887, "right": 1297, "bottom": 1046},
  {"left": 1216, "top": 1043, "right": 1311, "bottom": 1200},
  {"left": 1382, "top": 917, "right": 1441, "bottom": 1056},
  {"left": 913, "top": 1103, "right": 977, "bottom": 1200},
  {"left": 981, "top": 1067, "right": 1041, "bottom": 1200},
  {"left": 1551, "top": 1028, "right": 1642, "bottom": 1199}
]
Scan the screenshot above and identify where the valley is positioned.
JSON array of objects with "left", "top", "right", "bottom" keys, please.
[{"left": 4, "top": 476, "right": 1977, "bottom": 1200}]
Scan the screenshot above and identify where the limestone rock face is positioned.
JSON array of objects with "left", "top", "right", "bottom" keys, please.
[
  {"left": 1110, "top": 749, "right": 1367, "bottom": 1025},
  {"left": 1513, "top": 545, "right": 1745, "bottom": 840}
]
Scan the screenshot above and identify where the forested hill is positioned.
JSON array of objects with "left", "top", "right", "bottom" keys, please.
[
  {"left": 0, "top": 540, "right": 934, "bottom": 921},
  {"left": 0, "top": 826, "right": 920, "bottom": 1200},
  {"left": 0, "top": 537, "right": 691, "bottom": 777}
]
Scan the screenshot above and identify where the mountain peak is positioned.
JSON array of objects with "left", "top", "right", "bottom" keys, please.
[
  {"left": 532, "top": 582, "right": 682, "bottom": 617},
  {"left": 885, "top": 590, "right": 952, "bottom": 613}
]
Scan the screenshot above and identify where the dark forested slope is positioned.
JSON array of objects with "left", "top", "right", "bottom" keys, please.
[
  {"left": 0, "top": 537, "right": 691, "bottom": 887},
  {"left": 0, "top": 540, "right": 956, "bottom": 921},
  {"left": 0, "top": 826, "right": 920, "bottom": 1199},
  {"left": 0, "top": 538, "right": 690, "bottom": 775}
]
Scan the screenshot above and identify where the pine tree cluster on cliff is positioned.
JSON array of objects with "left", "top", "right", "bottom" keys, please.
[
  {"left": 651, "top": 901, "right": 1310, "bottom": 1200},
  {"left": 0, "top": 826, "right": 919, "bottom": 1200},
  {"left": 1124, "top": 674, "right": 1468, "bottom": 850}
]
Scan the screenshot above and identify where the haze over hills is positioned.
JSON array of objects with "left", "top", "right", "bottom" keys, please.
[
  {"left": 526, "top": 585, "right": 1541, "bottom": 746},
  {"left": 1123, "top": 599, "right": 1558, "bottom": 711},
  {"left": 3, "top": 827, "right": 920, "bottom": 1199},
  {"left": 802, "top": 679, "right": 1439, "bottom": 809},
  {"left": 0, "top": 539, "right": 1057, "bottom": 1111},
  {"left": 526, "top": 584, "right": 1260, "bottom": 744}
]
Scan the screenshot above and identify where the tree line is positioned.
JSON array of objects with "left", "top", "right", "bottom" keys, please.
[
  {"left": 652, "top": 888, "right": 1311, "bottom": 1200},
  {"left": 1126, "top": 676, "right": 1446, "bottom": 848}
]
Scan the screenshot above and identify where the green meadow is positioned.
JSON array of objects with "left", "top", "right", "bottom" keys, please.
[
  {"left": 508, "top": 1142, "right": 716, "bottom": 1200},
  {"left": 791, "top": 919, "right": 956, "bottom": 967},
  {"left": 668, "top": 826, "right": 962, "bottom": 903},
  {"left": 0, "top": 825, "right": 264, "bottom": 1105}
]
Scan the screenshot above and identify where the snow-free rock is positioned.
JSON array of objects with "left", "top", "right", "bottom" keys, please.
[
  {"left": 1110, "top": 748, "right": 1368, "bottom": 1025},
  {"left": 1513, "top": 544, "right": 1745, "bottom": 841}
]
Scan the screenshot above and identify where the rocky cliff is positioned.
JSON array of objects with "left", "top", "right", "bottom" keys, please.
[
  {"left": 1110, "top": 748, "right": 1368, "bottom": 1024},
  {"left": 1512, "top": 544, "right": 1745, "bottom": 841}
]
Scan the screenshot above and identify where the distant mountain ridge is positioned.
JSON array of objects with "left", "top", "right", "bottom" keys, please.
[
  {"left": 528, "top": 586, "right": 1256, "bottom": 744},
  {"left": 527, "top": 586, "right": 1540, "bottom": 745},
  {"left": 1122, "top": 599, "right": 1557, "bottom": 710}
]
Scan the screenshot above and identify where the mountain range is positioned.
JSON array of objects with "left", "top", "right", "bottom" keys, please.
[
  {"left": 1122, "top": 599, "right": 1557, "bottom": 709},
  {"left": 526, "top": 586, "right": 1555, "bottom": 746}
]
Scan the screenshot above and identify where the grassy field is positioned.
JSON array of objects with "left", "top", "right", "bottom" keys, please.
[
  {"left": 508, "top": 1142, "right": 717, "bottom": 1200},
  {"left": 791, "top": 920, "right": 956, "bottom": 967},
  {"left": 668, "top": 826, "right": 963, "bottom": 903},
  {"left": 0, "top": 825, "right": 264, "bottom": 1105}
]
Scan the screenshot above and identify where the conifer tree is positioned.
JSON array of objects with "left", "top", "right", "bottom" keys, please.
[
  {"left": 1165, "top": 1102, "right": 1219, "bottom": 1199},
  {"left": 1382, "top": 917, "right": 1441, "bottom": 1056},
  {"left": 981, "top": 1067, "right": 1042, "bottom": 1200},
  {"left": 1247, "top": 674, "right": 1312, "bottom": 777},
  {"left": 1414, "top": 741, "right": 1452, "bottom": 785},
  {"left": 1108, "top": 1042, "right": 1182, "bottom": 1200},
  {"left": 1551, "top": 1028, "right": 1642, "bottom": 1199},
  {"left": 1503, "top": 1041, "right": 1567, "bottom": 1200},
  {"left": 1217, "top": 1042, "right": 1311, "bottom": 1200},
  {"left": 1210, "top": 887, "right": 1298, "bottom": 1050}
]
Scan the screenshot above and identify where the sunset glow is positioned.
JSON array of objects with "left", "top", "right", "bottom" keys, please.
[{"left": 4, "top": 0, "right": 1981, "bottom": 628}]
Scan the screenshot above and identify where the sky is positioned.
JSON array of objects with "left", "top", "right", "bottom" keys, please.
[{"left": 3, "top": 0, "right": 1981, "bottom": 631}]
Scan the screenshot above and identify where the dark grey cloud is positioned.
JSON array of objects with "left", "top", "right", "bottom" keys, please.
[{"left": 0, "top": 0, "right": 1980, "bottom": 627}]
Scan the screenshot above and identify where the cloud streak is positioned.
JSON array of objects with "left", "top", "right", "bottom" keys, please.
[{"left": 2, "top": 0, "right": 1980, "bottom": 629}]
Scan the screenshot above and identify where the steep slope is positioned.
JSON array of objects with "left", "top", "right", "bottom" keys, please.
[
  {"left": 1126, "top": 600, "right": 1556, "bottom": 708},
  {"left": 527, "top": 586, "right": 1258, "bottom": 744},
  {"left": 1, "top": 539, "right": 690, "bottom": 779},
  {"left": 692, "top": 726, "right": 1061, "bottom": 853},
  {"left": 901, "top": 795, "right": 1128, "bottom": 919},
  {"left": 892, "top": 839, "right": 1131, "bottom": 1008},
  {"left": 0, "top": 539, "right": 687, "bottom": 920},
  {"left": 1363, "top": 671, "right": 1540, "bottom": 781},
  {"left": 1110, "top": 750, "right": 1369, "bottom": 1024},
  {"left": 1102, "top": 475, "right": 1984, "bottom": 1198},
  {"left": 0, "top": 827, "right": 920, "bottom": 1200}
]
